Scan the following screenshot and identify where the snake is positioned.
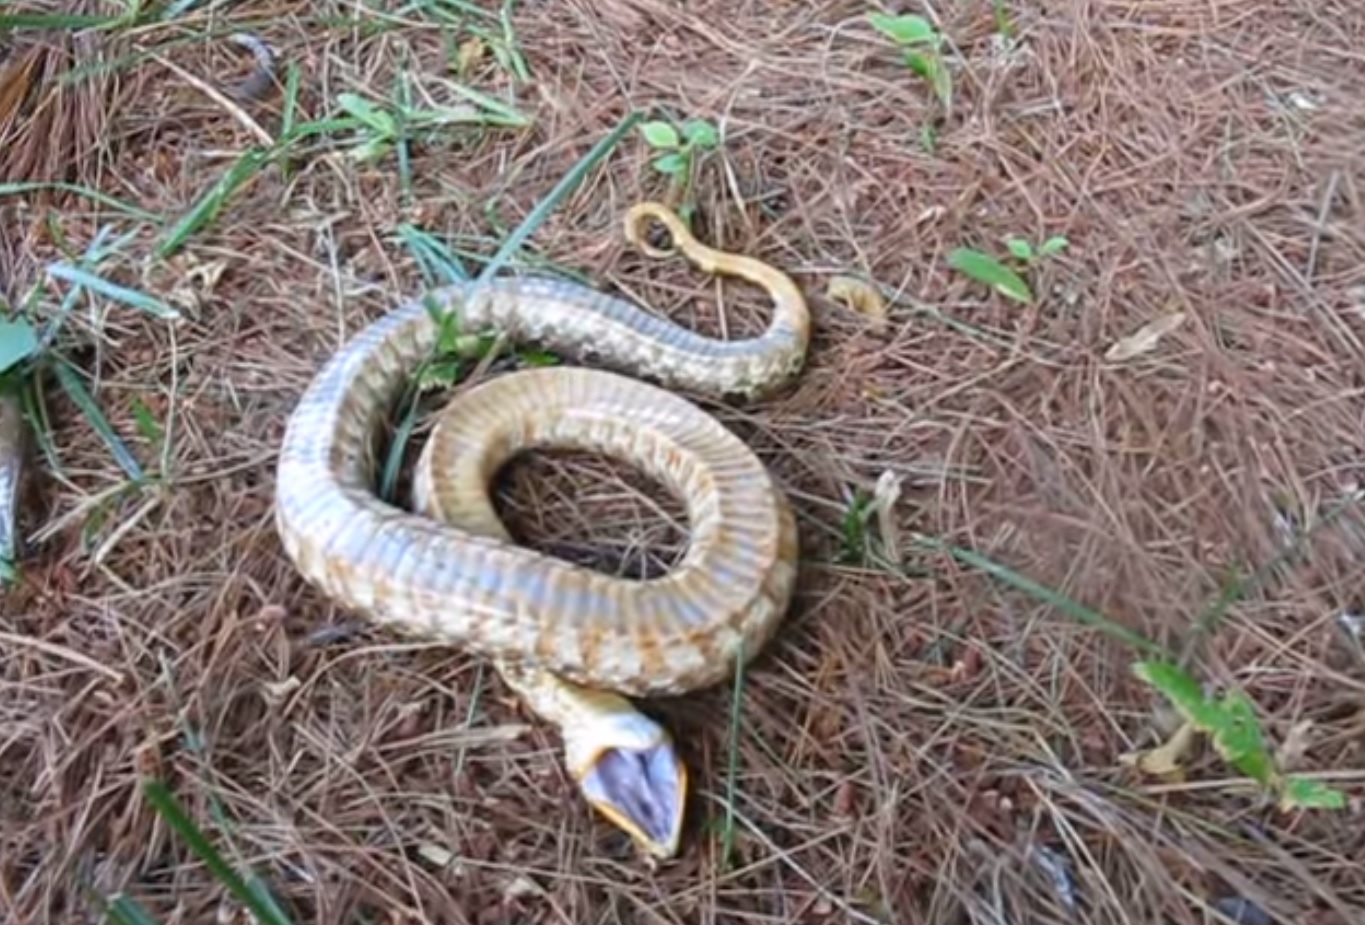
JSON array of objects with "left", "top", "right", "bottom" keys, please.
[{"left": 273, "top": 202, "right": 810, "bottom": 859}]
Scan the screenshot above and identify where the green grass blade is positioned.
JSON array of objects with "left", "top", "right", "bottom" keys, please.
[
  {"left": 396, "top": 223, "right": 471, "bottom": 285},
  {"left": 433, "top": 80, "right": 532, "bottom": 126},
  {"left": 280, "top": 62, "right": 302, "bottom": 139},
  {"left": 141, "top": 780, "right": 293, "bottom": 925},
  {"left": 46, "top": 265, "right": 180, "bottom": 321},
  {"left": 0, "top": 182, "right": 161, "bottom": 223},
  {"left": 721, "top": 639, "right": 745, "bottom": 871},
  {"left": 97, "top": 893, "right": 163, "bottom": 925},
  {"left": 156, "top": 148, "right": 272, "bottom": 258},
  {"left": 52, "top": 359, "right": 145, "bottom": 482},
  {"left": 913, "top": 533, "right": 1171, "bottom": 658},
  {"left": 476, "top": 109, "right": 641, "bottom": 285},
  {"left": 378, "top": 399, "right": 422, "bottom": 504},
  {"left": 1181, "top": 491, "right": 1362, "bottom": 664},
  {"left": 0, "top": 12, "right": 120, "bottom": 30}
]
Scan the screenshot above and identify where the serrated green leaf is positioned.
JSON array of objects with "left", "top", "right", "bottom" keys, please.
[
  {"left": 868, "top": 12, "right": 938, "bottom": 46},
  {"left": 1210, "top": 690, "right": 1276, "bottom": 784},
  {"left": 681, "top": 118, "right": 719, "bottom": 148},
  {"left": 1132, "top": 660, "right": 1224, "bottom": 729},
  {"left": 946, "top": 248, "right": 1034, "bottom": 304},
  {"left": 651, "top": 151, "right": 690, "bottom": 175},
  {"left": 1005, "top": 237, "right": 1034, "bottom": 261},
  {"left": 0, "top": 318, "right": 39, "bottom": 376},
  {"left": 1039, "top": 235, "right": 1070, "bottom": 257},
  {"left": 639, "top": 120, "right": 681, "bottom": 149},
  {"left": 1280, "top": 776, "right": 1347, "bottom": 811}
]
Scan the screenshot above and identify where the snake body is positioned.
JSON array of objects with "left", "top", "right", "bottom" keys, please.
[{"left": 273, "top": 203, "right": 810, "bottom": 856}]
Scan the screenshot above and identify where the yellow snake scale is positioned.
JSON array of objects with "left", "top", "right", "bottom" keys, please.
[{"left": 273, "top": 203, "right": 810, "bottom": 858}]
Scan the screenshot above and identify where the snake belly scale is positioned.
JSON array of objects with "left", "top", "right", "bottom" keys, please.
[{"left": 273, "top": 202, "right": 810, "bottom": 858}]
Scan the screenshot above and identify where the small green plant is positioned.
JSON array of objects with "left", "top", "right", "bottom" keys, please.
[
  {"left": 639, "top": 117, "right": 719, "bottom": 178},
  {"left": 867, "top": 11, "right": 952, "bottom": 113},
  {"left": 992, "top": 0, "right": 1014, "bottom": 38},
  {"left": 947, "top": 234, "right": 1068, "bottom": 305},
  {"left": 838, "top": 487, "right": 877, "bottom": 564},
  {"left": 1132, "top": 660, "right": 1347, "bottom": 812},
  {"left": 1004, "top": 233, "right": 1069, "bottom": 267},
  {"left": 638, "top": 116, "right": 720, "bottom": 222}
]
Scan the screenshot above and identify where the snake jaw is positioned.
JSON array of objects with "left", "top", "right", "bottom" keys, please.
[{"left": 564, "top": 710, "right": 687, "bottom": 860}]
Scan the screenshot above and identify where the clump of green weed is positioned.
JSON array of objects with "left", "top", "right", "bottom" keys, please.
[{"left": 1131, "top": 660, "right": 1348, "bottom": 812}]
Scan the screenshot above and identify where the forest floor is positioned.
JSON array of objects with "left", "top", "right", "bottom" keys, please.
[{"left": 2, "top": 2, "right": 1364, "bottom": 923}]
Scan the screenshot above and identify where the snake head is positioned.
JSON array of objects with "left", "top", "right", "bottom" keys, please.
[{"left": 563, "top": 709, "right": 687, "bottom": 860}]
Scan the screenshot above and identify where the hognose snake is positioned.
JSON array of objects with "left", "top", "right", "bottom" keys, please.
[{"left": 273, "top": 202, "right": 810, "bottom": 859}]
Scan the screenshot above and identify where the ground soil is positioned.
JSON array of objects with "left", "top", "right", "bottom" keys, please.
[{"left": 2, "top": 2, "right": 1365, "bottom": 924}]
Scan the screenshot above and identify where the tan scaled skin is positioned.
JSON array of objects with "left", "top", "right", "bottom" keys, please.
[{"left": 273, "top": 202, "right": 810, "bottom": 859}]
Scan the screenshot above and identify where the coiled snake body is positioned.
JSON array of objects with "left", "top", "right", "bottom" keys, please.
[{"left": 274, "top": 203, "right": 809, "bottom": 858}]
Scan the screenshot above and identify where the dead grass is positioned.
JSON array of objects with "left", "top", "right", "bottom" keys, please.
[{"left": 3, "top": 0, "right": 1365, "bottom": 923}]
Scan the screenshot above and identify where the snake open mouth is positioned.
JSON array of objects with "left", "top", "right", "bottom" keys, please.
[{"left": 579, "top": 743, "right": 687, "bottom": 859}]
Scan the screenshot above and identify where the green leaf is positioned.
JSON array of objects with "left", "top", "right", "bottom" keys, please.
[
  {"left": 681, "top": 118, "right": 719, "bottom": 148},
  {"left": 651, "top": 151, "right": 690, "bottom": 175},
  {"left": 1005, "top": 237, "right": 1034, "bottom": 262},
  {"left": 1039, "top": 235, "right": 1070, "bottom": 257},
  {"left": 130, "top": 396, "right": 163, "bottom": 443},
  {"left": 417, "top": 357, "right": 463, "bottom": 391},
  {"left": 0, "top": 317, "right": 39, "bottom": 376},
  {"left": 335, "top": 93, "right": 397, "bottom": 136},
  {"left": 519, "top": 348, "right": 560, "bottom": 367},
  {"left": 348, "top": 137, "right": 393, "bottom": 163},
  {"left": 1132, "top": 661, "right": 1225, "bottom": 729},
  {"left": 946, "top": 248, "right": 1034, "bottom": 304},
  {"left": 639, "top": 120, "right": 681, "bottom": 149},
  {"left": 868, "top": 12, "right": 938, "bottom": 46},
  {"left": 1280, "top": 776, "right": 1347, "bottom": 811},
  {"left": 904, "top": 50, "right": 934, "bottom": 81},
  {"left": 904, "top": 51, "right": 953, "bottom": 110},
  {"left": 1211, "top": 690, "right": 1275, "bottom": 784}
]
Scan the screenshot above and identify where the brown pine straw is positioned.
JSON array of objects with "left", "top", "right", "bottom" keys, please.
[{"left": 3, "top": 1, "right": 1365, "bottom": 923}]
